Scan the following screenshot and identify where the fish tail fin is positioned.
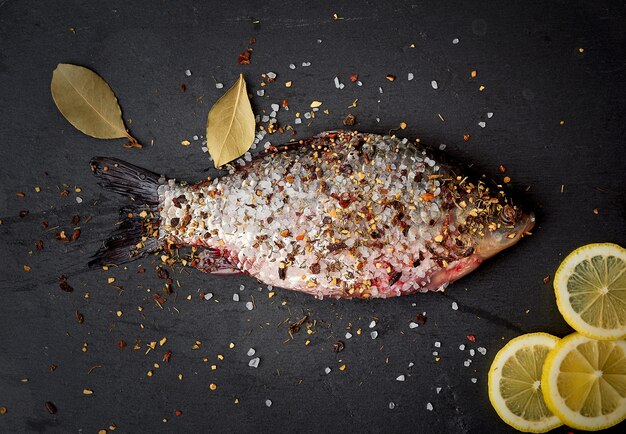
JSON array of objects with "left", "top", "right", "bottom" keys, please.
[{"left": 88, "top": 157, "right": 164, "bottom": 268}]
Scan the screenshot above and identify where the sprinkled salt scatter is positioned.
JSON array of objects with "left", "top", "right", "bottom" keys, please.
[
  {"left": 233, "top": 293, "right": 239, "bottom": 302},
  {"left": 408, "top": 73, "right": 414, "bottom": 81},
  {"left": 431, "top": 80, "right": 438, "bottom": 89},
  {"left": 334, "top": 76, "right": 340, "bottom": 88},
  {"left": 434, "top": 341, "right": 441, "bottom": 348},
  {"left": 439, "top": 144, "right": 446, "bottom": 150},
  {"left": 302, "top": 62, "right": 311, "bottom": 67},
  {"left": 459, "top": 344, "right": 465, "bottom": 351},
  {"left": 432, "top": 351, "right": 438, "bottom": 356},
  {"left": 464, "top": 359, "right": 472, "bottom": 367},
  {"left": 345, "top": 332, "right": 352, "bottom": 339},
  {"left": 370, "top": 331, "right": 378, "bottom": 339},
  {"left": 426, "top": 402, "right": 433, "bottom": 411},
  {"left": 204, "top": 293, "right": 213, "bottom": 300},
  {"left": 369, "top": 320, "right": 376, "bottom": 328},
  {"left": 193, "top": 135, "right": 199, "bottom": 140},
  {"left": 289, "top": 63, "right": 296, "bottom": 69},
  {"left": 478, "top": 121, "right": 486, "bottom": 128},
  {"left": 409, "top": 322, "right": 419, "bottom": 329},
  {"left": 267, "top": 72, "right": 277, "bottom": 79},
  {"left": 389, "top": 402, "right": 395, "bottom": 410},
  {"left": 408, "top": 362, "right": 414, "bottom": 368},
  {"left": 469, "top": 349, "right": 475, "bottom": 356},
  {"left": 247, "top": 348, "right": 255, "bottom": 356},
  {"left": 249, "top": 357, "right": 260, "bottom": 368},
  {"left": 452, "top": 38, "right": 459, "bottom": 44},
  {"left": 215, "top": 83, "right": 223, "bottom": 89},
  {"left": 245, "top": 301, "right": 254, "bottom": 310},
  {"left": 295, "top": 118, "right": 302, "bottom": 124},
  {"left": 185, "top": 69, "right": 191, "bottom": 76},
  {"left": 324, "top": 367, "right": 331, "bottom": 374},
  {"left": 396, "top": 375, "right": 405, "bottom": 382},
  {"left": 487, "top": 112, "right": 493, "bottom": 118},
  {"left": 76, "top": 197, "right": 83, "bottom": 203},
  {"left": 471, "top": 378, "right": 477, "bottom": 384},
  {"left": 436, "top": 387, "right": 442, "bottom": 394},
  {"left": 265, "top": 399, "right": 272, "bottom": 407},
  {"left": 271, "top": 103, "right": 279, "bottom": 112},
  {"left": 478, "top": 347, "right": 487, "bottom": 355},
  {"left": 452, "top": 302, "right": 458, "bottom": 310},
  {"left": 257, "top": 89, "right": 265, "bottom": 97}
]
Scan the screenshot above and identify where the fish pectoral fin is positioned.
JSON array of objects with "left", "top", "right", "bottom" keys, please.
[{"left": 192, "top": 249, "right": 241, "bottom": 275}]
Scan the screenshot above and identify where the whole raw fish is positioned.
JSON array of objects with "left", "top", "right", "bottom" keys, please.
[{"left": 90, "top": 130, "right": 534, "bottom": 299}]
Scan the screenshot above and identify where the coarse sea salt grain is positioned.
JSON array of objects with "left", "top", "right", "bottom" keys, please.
[
  {"left": 271, "top": 103, "right": 280, "bottom": 112},
  {"left": 370, "top": 331, "right": 378, "bottom": 339},
  {"left": 193, "top": 135, "right": 199, "bottom": 140},
  {"left": 267, "top": 72, "right": 277, "bottom": 79},
  {"left": 478, "top": 121, "right": 486, "bottom": 128},
  {"left": 369, "top": 320, "right": 376, "bottom": 329},
  {"left": 434, "top": 341, "right": 441, "bottom": 348},
  {"left": 246, "top": 301, "right": 254, "bottom": 310},
  {"left": 233, "top": 294, "right": 239, "bottom": 302},
  {"left": 452, "top": 302, "right": 458, "bottom": 310},
  {"left": 324, "top": 367, "right": 331, "bottom": 374},
  {"left": 408, "top": 73, "right": 414, "bottom": 81},
  {"left": 215, "top": 83, "right": 223, "bottom": 89},
  {"left": 431, "top": 80, "right": 438, "bottom": 89},
  {"left": 289, "top": 63, "right": 296, "bottom": 69},
  {"left": 436, "top": 387, "right": 442, "bottom": 394},
  {"left": 464, "top": 359, "right": 472, "bottom": 367},
  {"left": 478, "top": 347, "right": 487, "bottom": 355},
  {"left": 204, "top": 293, "right": 213, "bottom": 300},
  {"left": 459, "top": 344, "right": 465, "bottom": 351},
  {"left": 452, "top": 38, "right": 459, "bottom": 44},
  {"left": 185, "top": 69, "right": 191, "bottom": 76},
  {"left": 408, "top": 362, "right": 414, "bottom": 368},
  {"left": 265, "top": 399, "right": 272, "bottom": 407},
  {"left": 426, "top": 402, "right": 433, "bottom": 411},
  {"left": 76, "top": 197, "right": 83, "bottom": 203},
  {"left": 487, "top": 112, "right": 494, "bottom": 118},
  {"left": 294, "top": 118, "right": 302, "bottom": 124},
  {"left": 471, "top": 378, "right": 477, "bottom": 384},
  {"left": 302, "top": 62, "right": 311, "bottom": 67},
  {"left": 249, "top": 357, "right": 260, "bottom": 368},
  {"left": 469, "top": 349, "right": 475, "bottom": 356},
  {"left": 409, "top": 322, "right": 419, "bottom": 329},
  {"left": 257, "top": 89, "right": 265, "bottom": 97},
  {"left": 345, "top": 332, "right": 352, "bottom": 339},
  {"left": 396, "top": 375, "right": 405, "bottom": 382},
  {"left": 389, "top": 402, "right": 395, "bottom": 410},
  {"left": 247, "top": 348, "right": 255, "bottom": 357}
]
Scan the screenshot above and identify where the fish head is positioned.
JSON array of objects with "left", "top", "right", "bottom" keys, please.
[{"left": 473, "top": 205, "right": 535, "bottom": 260}]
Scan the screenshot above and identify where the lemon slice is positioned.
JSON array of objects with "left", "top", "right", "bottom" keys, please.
[
  {"left": 542, "top": 332, "right": 626, "bottom": 430},
  {"left": 488, "top": 333, "right": 563, "bottom": 432},
  {"left": 554, "top": 243, "right": 626, "bottom": 340}
]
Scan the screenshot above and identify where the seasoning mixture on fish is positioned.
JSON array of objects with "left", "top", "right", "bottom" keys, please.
[{"left": 89, "top": 130, "right": 534, "bottom": 299}]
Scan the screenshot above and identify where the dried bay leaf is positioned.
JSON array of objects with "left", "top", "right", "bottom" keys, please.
[
  {"left": 206, "top": 74, "right": 255, "bottom": 167},
  {"left": 51, "top": 64, "right": 140, "bottom": 147}
]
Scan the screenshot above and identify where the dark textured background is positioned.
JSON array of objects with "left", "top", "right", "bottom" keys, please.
[{"left": 1, "top": 1, "right": 625, "bottom": 433}]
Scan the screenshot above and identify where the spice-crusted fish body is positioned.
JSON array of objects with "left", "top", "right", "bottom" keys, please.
[{"left": 90, "top": 131, "right": 534, "bottom": 299}]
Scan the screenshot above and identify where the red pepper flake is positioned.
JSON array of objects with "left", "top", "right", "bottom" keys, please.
[
  {"left": 49, "top": 364, "right": 57, "bottom": 372},
  {"left": 59, "top": 190, "right": 69, "bottom": 197},
  {"left": 137, "top": 267, "right": 146, "bottom": 274},
  {"left": 75, "top": 310, "right": 84, "bottom": 324},
  {"left": 118, "top": 340, "right": 127, "bottom": 349},
  {"left": 175, "top": 410, "right": 183, "bottom": 417},
  {"left": 420, "top": 192, "right": 435, "bottom": 202},
  {"left": 19, "top": 210, "right": 29, "bottom": 218},
  {"left": 281, "top": 99, "right": 289, "bottom": 109},
  {"left": 41, "top": 220, "right": 49, "bottom": 229},
  {"left": 16, "top": 192, "right": 25, "bottom": 198},
  {"left": 467, "top": 335, "right": 476, "bottom": 343},
  {"left": 463, "top": 134, "right": 471, "bottom": 142},
  {"left": 349, "top": 73, "right": 359, "bottom": 83},
  {"left": 71, "top": 228, "right": 81, "bottom": 241},
  {"left": 58, "top": 275, "right": 73, "bottom": 292},
  {"left": 180, "top": 83, "right": 187, "bottom": 92},
  {"left": 36, "top": 240, "right": 44, "bottom": 251},
  {"left": 153, "top": 293, "right": 167, "bottom": 304},
  {"left": 593, "top": 208, "right": 599, "bottom": 215},
  {"left": 498, "top": 164, "right": 507, "bottom": 174},
  {"left": 71, "top": 215, "right": 80, "bottom": 226},
  {"left": 248, "top": 36, "right": 256, "bottom": 45},
  {"left": 164, "top": 350, "right": 172, "bottom": 363},
  {"left": 386, "top": 74, "right": 396, "bottom": 81},
  {"left": 543, "top": 275, "right": 551, "bottom": 285},
  {"left": 238, "top": 49, "right": 251, "bottom": 65},
  {"left": 44, "top": 401, "right": 57, "bottom": 414},
  {"left": 415, "top": 313, "right": 427, "bottom": 326}
]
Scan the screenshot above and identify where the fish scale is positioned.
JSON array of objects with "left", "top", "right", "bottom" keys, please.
[{"left": 90, "top": 130, "right": 535, "bottom": 299}]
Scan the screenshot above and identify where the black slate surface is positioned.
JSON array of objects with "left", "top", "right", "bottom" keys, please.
[{"left": 1, "top": 1, "right": 625, "bottom": 433}]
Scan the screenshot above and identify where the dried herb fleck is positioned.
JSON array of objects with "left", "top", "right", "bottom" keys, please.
[
  {"left": 332, "top": 340, "right": 345, "bottom": 353},
  {"left": 58, "top": 275, "right": 73, "bottom": 292},
  {"left": 415, "top": 313, "right": 427, "bottom": 326},
  {"left": 44, "top": 401, "right": 57, "bottom": 414},
  {"left": 288, "top": 315, "right": 308, "bottom": 334}
]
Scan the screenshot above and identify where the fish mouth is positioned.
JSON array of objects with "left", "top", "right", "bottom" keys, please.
[{"left": 475, "top": 211, "right": 536, "bottom": 260}]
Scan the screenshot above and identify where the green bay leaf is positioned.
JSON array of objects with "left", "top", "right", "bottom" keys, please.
[
  {"left": 206, "top": 74, "right": 255, "bottom": 168},
  {"left": 51, "top": 64, "right": 136, "bottom": 142}
]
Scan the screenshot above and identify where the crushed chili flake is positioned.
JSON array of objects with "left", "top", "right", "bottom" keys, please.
[
  {"left": 238, "top": 49, "right": 251, "bottom": 65},
  {"left": 415, "top": 313, "right": 427, "bottom": 326},
  {"left": 71, "top": 215, "right": 80, "bottom": 226},
  {"left": 118, "top": 340, "right": 127, "bottom": 349},
  {"left": 19, "top": 210, "right": 29, "bottom": 218},
  {"left": 71, "top": 229, "right": 81, "bottom": 241},
  {"left": 164, "top": 350, "right": 172, "bottom": 363},
  {"left": 463, "top": 134, "right": 471, "bottom": 142},
  {"left": 49, "top": 364, "right": 57, "bottom": 372},
  {"left": 16, "top": 192, "right": 25, "bottom": 198},
  {"left": 467, "top": 335, "right": 476, "bottom": 343},
  {"left": 543, "top": 275, "right": 551, "bottom": 285},
  {"left": 175, "top": 410, "right": 183, "bottom": 417},
  {"left": 498, "top": 164, "right": 507, "bottom": 174},
  {"left": 349, "top": 73, "right": 359, "bottom": 83},
  {"left": 386, "top": 74, "right": 396, "bottom": 81},
  {"left": 36, "top": 240, "right": 44, "bottom": 251},
  {"left": 75, "top": 310, "right": 84, "bottom": 324},
  {"left": 153, "top": 294, "right": 167, "bottom": 304},
  {"left": 58, "top": 275, "right": 73, "bottom": 292}
]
